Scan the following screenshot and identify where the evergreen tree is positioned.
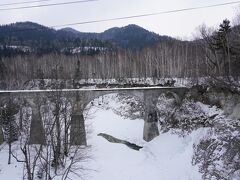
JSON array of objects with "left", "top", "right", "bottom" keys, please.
[
  {"left": 0, "top": 99, "right": 19, "bottom": 164},
  {"left": 213, "top": 19, "right": 232, "bottom": 75},
  {"left": 73, "top": 60, "right": 82, "bottom": 88},
  {"left": 36, "top": 68, "right": 45, "bottom": 89}
]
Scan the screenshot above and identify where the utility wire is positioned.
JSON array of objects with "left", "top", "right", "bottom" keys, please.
[
  {"left": 1, "top": 0, "right": 240, "bottom": 33},
  {"left": 0, "top": 0, "right": 98, "bottom": 11},
  {"left": 52, "top": 0, "right": 240, "bottom": 28},
  {"left": 0, "top": 0, "right": 52, "bottom": 7}
]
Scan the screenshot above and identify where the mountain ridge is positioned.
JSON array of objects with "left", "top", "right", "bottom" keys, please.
[
  {"left": 0, "top": 21, "right": 174, "bottom": 50},
  {"left": 59, "top": 24, "right": 173, "bottom": 48}
]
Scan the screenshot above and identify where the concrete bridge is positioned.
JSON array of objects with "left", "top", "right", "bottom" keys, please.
[{"left": 0, "top": 87, "right": 188, "bottom": 145}]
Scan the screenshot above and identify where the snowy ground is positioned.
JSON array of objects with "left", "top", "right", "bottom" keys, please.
[
  {"left": 0, "top": 94, "right": 206, "bottom": 180},
  {"left": 83, "top": 94, "right": 204, "bottom": 180},
  {"left": 0, "top": 144, "right": 24, "bottom": 179}
]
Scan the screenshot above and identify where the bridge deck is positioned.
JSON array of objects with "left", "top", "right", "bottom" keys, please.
[{"left": 0, "top": 86, "right": 187, "bottom": 94}]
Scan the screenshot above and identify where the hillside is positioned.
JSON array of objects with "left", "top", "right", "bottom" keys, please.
[
  {"left": 0, "top": 22, "right": 111, "bottom": 55},
  {"left": 0, "top": 22, "right": 173, "bottom": 52},
  {"left": 60, "top": 24, "right": 173, "bottom": 49}
]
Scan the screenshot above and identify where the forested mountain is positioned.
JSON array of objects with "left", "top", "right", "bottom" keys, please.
[
  {"left": 60, "top": 24, "right": 173, "bottom": 49},
  {"left": 1, "top": 19, "right": 239, "bottom": 90},
  {"left": 102, "top": 24, "right": 173, "bottom": 48},
  {"left": 0, "top": 22, "right": 114, "bottom": 55},
  {"left": 0, "top": 22, "right": 173, "bottom": 53}
]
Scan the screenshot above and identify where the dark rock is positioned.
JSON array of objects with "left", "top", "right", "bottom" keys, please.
[
  {"left": 124, "top": 142, "right": 143, "bottom": 151},
  {"left": 98, "top": 133, "right": 143, "bottom": 151}
]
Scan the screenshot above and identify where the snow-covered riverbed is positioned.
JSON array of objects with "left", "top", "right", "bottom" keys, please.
[
  {"left": 0, "top": 94, "right": 205, "bottom": 180},
  {"left": 83, "top": 94, "right": 203, "bottom": 180}
]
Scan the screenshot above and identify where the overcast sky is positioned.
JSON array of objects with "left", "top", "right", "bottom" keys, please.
[{"left": 0, "top": 0, "right": 239, "bottom": 39}]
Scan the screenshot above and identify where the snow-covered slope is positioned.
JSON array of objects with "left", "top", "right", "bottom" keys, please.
[
  {"left": 0, "top": 94, "right": 208, "bottom": 180},
  {"left": 0, "top": 144, "right": 23, "bottom": 179},
  {"left": 83, "top": 94, "right": 204, "bottom": 180}
]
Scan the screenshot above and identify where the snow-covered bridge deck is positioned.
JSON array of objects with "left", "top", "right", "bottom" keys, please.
[{"left": 0, "top": 86, "right": 187, "bottom": 93}]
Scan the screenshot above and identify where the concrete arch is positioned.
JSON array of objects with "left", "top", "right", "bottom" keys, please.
[
  {"left": 67, "top": 88, "right": 188, "bottom": 145},
  {"left": 0, "top": 87, "right": 188, "bottom": 145},
  {"left": 82, "top": 91, "right": 145, "bottom": 112},
  {"left": 70, "top": 91, "right": 145, "bottom": 146},
  {"left": 157, "top": 91, "right": 182, "bottom": 105}
]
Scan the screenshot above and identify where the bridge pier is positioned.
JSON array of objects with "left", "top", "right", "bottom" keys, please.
[
  {"left": 143, "top": 109, "right": 159, "bottom": 142},
  {"left": 28, "top": 99, "right": 46, "bottom": 145},
  {"left": 70, "top": 113, "right": 87, "bottom": 146},
  {"left": 143, "top": 91, "right": 160, "bottom": 142},
  {"left": 70, "top": 99, "right": 87, "bottom": 146}
]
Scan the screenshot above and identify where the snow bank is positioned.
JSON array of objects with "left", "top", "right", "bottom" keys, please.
[
  {"left": 0, "top": 143, "right": 24, "bottom": 180},
  {"left": 83, "top": 94, "right": 204, "bottom": 180},
  {"left": 0, "top": 94, "right": 205, "bottom": 180}
]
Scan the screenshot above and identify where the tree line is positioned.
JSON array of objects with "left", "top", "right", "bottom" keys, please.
[
  {"left": 0, "top": 19, "right": 240, "bottom": 90},
  {"left": 0, "top": 40, "right": 205, "bottom": 88}
]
